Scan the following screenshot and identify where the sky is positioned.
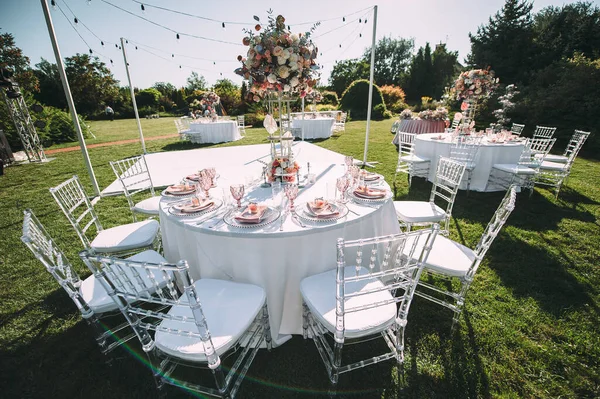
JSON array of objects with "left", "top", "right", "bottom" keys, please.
[{"left": 1, "top": 0, "right": 595, "bottom": 90}]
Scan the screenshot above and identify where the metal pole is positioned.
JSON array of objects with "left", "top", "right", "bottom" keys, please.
[
  {"left": 301, "top": 97, "right": 305, "bottom": 141},
  {"left": 121, "top": 38, "right": 147, "bottom": 154},
  {"left": 40, "top": 0, "right": 100, "bottom": 196},
  {"left": 361, "top": 5, "right": 378, "bottom": 167}
]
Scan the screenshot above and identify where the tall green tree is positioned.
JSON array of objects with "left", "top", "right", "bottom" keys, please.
[
  {"left": 152, "top": 81, "right": 176, "bottom": 96},
  {"left": 185, "top": 71, "right": 208, "bottom": 92},
  {"left": 328, "top": 58, "right": 370, "bottom": 97},
  {"left": 467, "top": 0, "right": 534, "bottom": 84},
  {"left": 212, "top": 79, "right": 241, "bottom": 114},
  {"left": 361, "top": 36, "right": 414, "bottom": 87},
  {"left": 33, "top": 59, "right": 65, "bottom": 109},
  {"left": 0, "top": 32, "right": 38, "bottom": 93},
  {"left": 431, "top": 43, "right": 460, "bottom": 98}
]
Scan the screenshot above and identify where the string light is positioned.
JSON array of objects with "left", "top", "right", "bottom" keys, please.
[
  {"left": 89, "top": 49, "right": 93, "bottom": 54},
  {"left": 342, "top": 17, "right": 346, "bottom": 22},
  {"left": 51, "top": 0, "right": 56, "bottom": 9},
  {"left": 140, "top": 3, "right": 145, "bottom": 12},
  {"left": 176, "top": 33, "right": 180, "bottom": 41},
  {"left": 74, "top": 17, "right": 78, "bottom": 24},
  {"left": 101, "top": 41, "right": 105, "bottom": 46},
  {"left": 222, "top": 22, "right": 225, "bottom": 29}
]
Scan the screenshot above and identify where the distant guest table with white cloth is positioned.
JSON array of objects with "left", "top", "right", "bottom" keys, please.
[
  {"left": 158, "top": 143, "right": 399, "bottom": 346},
  {"left": 414, "top": 133, "right": 526, "bottom": 192},
  {"left": 188, "top": 120, "right": 241, "bottom": 144},
  {"left": 291, "top": 118, "right": 335, "bottom": 139},
  {"left": 392, "top": 119, "right": 446, "bottom": 145}
]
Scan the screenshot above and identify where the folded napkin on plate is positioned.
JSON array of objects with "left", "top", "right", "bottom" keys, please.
[
  {"left": 234, "top": 205, "right": 268, "bottom": 224},
  {"left": 353, "top": 186, "right": 387, "bottom": 199},
  {"left": 360, "top": 171, "right": 380, "bottom": 181},
  {"left": 174, "top": 198, "right": 213, "bottom": 213},
  {"left": 166, "top": 185, "right": 195, "bottom": 195},
  {"left": 307, "top": 201, "right": 339, "bottom": 219},
  {"left": 186, "top": 174, "right": 200, "bottom": 181}
]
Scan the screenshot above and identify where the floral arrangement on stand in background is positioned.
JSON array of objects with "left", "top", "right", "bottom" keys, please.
[
  {"left": 399, "top": 109, "right": 414, "bottom": 120},
  {"left": 418, "top": 107, "right": 448, "bottom": 121},
  {"left": 234, "top": 11, "right": 320, "bottom": 102},
  {"left": 267, "top": 157, "right": 300, "bottom": 183},
  {"left": 201, "top": 92, "right": 221, "bottom": 108},
  {"left": 451, "top": 68, "right": 499, "bottom": 100},
  {"left": 492, "top": 84, "right": 519, "bottom": 130}
]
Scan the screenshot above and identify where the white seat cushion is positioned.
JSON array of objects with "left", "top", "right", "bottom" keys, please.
[
  {"left": 155, "top": 279, "right": 266, "bottom": 363},
  {"left": 543, "top": 154, "right": 568, "bottom": 163},
  {"left": 300, "top": 266, "right": 396, "bottom": 339},
  {"left": 539, "top": 160, "right": 567, "bottom": 171},
  {"left": 493, "top": 164, "right": 536, "bottom": 175},
  {"left": 91, "top": 219, "right": 159, "bottom": 253},
  {"left": 406, "top": 235, "right": 475, "bottom": 278},
  {"left": 80, "top": 250, "right": 167, "bottom": 314},
  {"left": 133, "top": 196, "right": 161, "bottom": 215},
  {"left": 400, "top": 154, "right": 430, "bottom": 163},
  {"left": 394, "top": 201, "right": 446, "bottom": 224}
]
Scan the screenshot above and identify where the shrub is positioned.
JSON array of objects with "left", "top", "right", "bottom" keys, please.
[
  {"left": 372, "top": 103, "right": 392, "bottom": 120},
  {"left": 316, "top": 104, "right": 337, "bottom": 111},
  {"left": 135, "top": 88, "right": 161, "bottom": 108},
  {"left": 339, "top": 79, "right": 386, "bottom": 120},
  {"left": 244, "top": 112, "right": 266, "bottom": 127},
  {"left": 35, "top": 106, "right": 90, "bottom": 146},
  {"left": 380, "top": 85, "right": 408, "bottom": 113},
  {"left": 320, "top": 91, "right": 339, "bottom": 106}
]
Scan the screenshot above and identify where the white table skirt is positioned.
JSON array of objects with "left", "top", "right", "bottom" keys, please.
[
  {"left": 291, "top": 118, "right": 335, "bottom": 140},
  {"left": 188, "top": 120, "right": 241, "bottom": 144},
  {"left": 158, "top": 143, "right": 400, "bottom": 345},
  {"left": 414, "top": 133, "right": 525, "bottom": 192}
]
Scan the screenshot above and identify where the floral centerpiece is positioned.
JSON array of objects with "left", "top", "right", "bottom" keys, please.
[
  {"left": 399, "top": 109, "right": 414, "bottom": 120},
  {"left": 267, "top": 156, "right": 300, "bottom": 183},
  {"left": 451, "top": 68, "right": 499, "bottom": 101},
  {"left": 234, "top": 11, "right": 320, "bottom": 102},
  {"left": 418, "top": 107, "right": 448, "bottom": 121}
]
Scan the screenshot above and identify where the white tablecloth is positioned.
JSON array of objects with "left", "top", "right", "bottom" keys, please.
[
  {"left": 188, "top": 120, "right": 241, "bottom": 144},
  {"left": 291, "top": 118, "right": 335, "bottom": 140},
  {"left": 158, "top": 143, "right": 400, "bottom": 345},
  {"left": 414, "top": 133, "right": 525, "bottom": 192}
]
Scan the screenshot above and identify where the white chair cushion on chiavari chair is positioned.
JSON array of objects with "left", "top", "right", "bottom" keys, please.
[
  {"left": 80, "top": 249, "right": 168, "bottom": 314},
  {"left": 399, "top": 154, "right": 430, "bottom": 163},
  {"left": 492, "top": 164, "right": 537, "bottom": 175},
  {"left": 394, "top": 201, "right": 446, "bottom": 224},
  {"left": 90, "top": 219, "right": 159, "bottom": 253},
  {"left": 406, "top": 235, "right": 476, "bottom": 278},
  {"left": 300, "top": 266, "right": 396, "bottom": 338},
  {"left": 540, "top": 154, "right": 568, "bottom": 164},
  {"left": 132, "top": 196, "right": 162, "bottom": 215},
  {"left": 539, "top": 160, "right": 568, "bottom": 171},
  {"left": 155, "top": 279, "right": 266, "bottom": 363}
]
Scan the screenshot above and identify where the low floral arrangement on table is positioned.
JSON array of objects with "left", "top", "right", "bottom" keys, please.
[
  {"left": 234, "top": 11, "right": 320, "bottom": 102},
  {"left": 451, "top": 68, "right": 499, "bottom": 100},
  {"left": 399, "top": 109, "right": 414, "bottom": 120},
  {"left": 418, "top": 107, "right": 448, "bottom": 121},
  {"left": 267, "top": 157, "right": 300, "bottom": 182},
  {"left": 305, "top": 89, "right": 322, "bottom": 103}
]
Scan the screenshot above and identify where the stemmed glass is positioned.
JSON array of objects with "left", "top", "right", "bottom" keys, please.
[
  {"left": 198, "top": 170, "right": 212, "bottom": 198},
  {"left": 230, "top": 184, "right": 245, "bottom": 209},
  {"left": 336, "top": 176, "right": 350, "bottom": 203},
  {"left": 284, "top": 183, "right": 299, "bottom": 211},
  {"left": 344, "top": 155, "right": 354, "bottom": 173},
  {"left": 348, "top": 165, "right": 360, "bottom": 189},
  {"left": 205, "top": 167, "right": 217, "bottom": 186}
]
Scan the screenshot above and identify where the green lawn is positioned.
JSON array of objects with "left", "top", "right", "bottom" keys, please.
[{"left": 1, "top": 119, "right": 599, "bottom": 398}]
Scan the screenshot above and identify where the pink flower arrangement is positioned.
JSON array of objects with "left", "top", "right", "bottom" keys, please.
[
  {"left": 267, "top": 157, "right": 300, "bottom": 182},
  {"left": 451, "top": 68, "right": 499, "bottom": 100},
  {"left": 234, "top": 12, "right": 320, "bottom": 101}
]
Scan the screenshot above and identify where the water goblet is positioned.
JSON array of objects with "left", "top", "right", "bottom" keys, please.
[
  {"left": 336, "top": 176, "right": 350, "bottom": 203},
  {"left": 205, "top": 167, "right": 217, "bottom": 186},
  {"left": 230, "top": 184, "right": 245, "bottom": 209},
  {"left": 344, "top": 155, "right": 354, "bottom": 172},
  {"left": 284, "top": 183, "right": 299, "bottom": 211},
  {"left": 199, "top": 170, "right": 212, "bottom": 198}
]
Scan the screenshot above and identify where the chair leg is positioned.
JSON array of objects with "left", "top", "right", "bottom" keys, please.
[
  {"left": 263, "top": 305, "right": 272, "bottom": 350},
  {"left": 466, "top": 170, "right": 472, "bottom": 195},
  {"left": 302, "top": 302, "right": 309, "bottom": 339}
]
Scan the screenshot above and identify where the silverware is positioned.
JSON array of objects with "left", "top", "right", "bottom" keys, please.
[
  {"left": 347, "top": 206, "right": 359, "bottom": 216},
  {"left": 279, "top": 210, "right": 288, "bottom": 231},
  {"left": 292, "top": 211, "right": 306, "bottom": 228},
  {"left": 208, "top": 217, "right": 225, "bottom": 229}
]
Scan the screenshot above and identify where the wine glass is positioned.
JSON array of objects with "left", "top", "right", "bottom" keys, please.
[
  {"left": 344, "top": 155, "right": 354, "bottom": 173},
  {"left": 284, "top": 183, "right": 299, "bottom": 211},
  {"left": 336, "top": 176, "right": 350, "bottom": 203},
  {"left": 205, "top": 167, "right": 217, "bottom": 186},
  {"left": 230, "top": 184, "right": 245, "bottom": 209},
  {"left": 199, "top": 170, "right": 212, "bottom": 198},
  {"left": 348, "top": 165, "right": 360, "bottom": 188}
]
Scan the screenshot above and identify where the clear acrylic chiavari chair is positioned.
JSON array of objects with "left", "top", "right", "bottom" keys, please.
[
  {"left": 394, "top": 132, "right": 431, "bottom": 187},
  {"left": 510, "top": 123, "right": 525, "bottom": 136},
  {"left": 21, "top": 209, "right": 167, "bottom": 354},
  {"left": 236, "top": 115, "right": 246, "bottom": 136},
  {"left": 544, "top": 130, "right": 590, "bottom": 164},
  {"left": 394, "top": 157, "right": 466, "bottom": 236},
  {"left": 110, "top": 155, "right": 160, "bottom": 222},
  {"left": 300, "top": 227, "right": 439, "bottom": 387},
  {"left": 414, "top": 186, "right": 517, "bottom": 325},
  {"left": 49, "top": 175, "right": 160, "bottom": 255},
  {"left": 449, "top": 137, "right": 482, "bottom": 193},
  {"left": 79, "top": 251, "right": 270, "bottom": 399}
]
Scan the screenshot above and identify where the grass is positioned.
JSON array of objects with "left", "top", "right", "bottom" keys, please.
[{"left": 1, "top": 118, "right": 599, "bottom": 398}]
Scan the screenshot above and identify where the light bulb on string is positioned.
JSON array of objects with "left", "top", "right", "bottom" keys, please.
[
  {"left": 118, "top": 46, "right": 122, "bottom": 50},
  {"left": 110, "top": 59, "right": 113, "bottom": 64},
  {"left": 74, "top": 17, "right": 78, "bottom": 24},
  {"left": 101, "top": 41, "right": 104, "bottom": 46},
  {"left": 176, "top": 33, "right": 180, "bottom": 42},
  {"left": 339, "top": 44, "right": 342, "bottom": 48},
  {"left": 359, "top": 18, "right": 362, "bottom": 23},
  {"left": 51, "top": 0, "right": 56, "bottom": 9},
  {"left": 135, "top": 46, "right": 138, "bottom": 50},
  {"left": 359, "top": 33, "right": 362, "bottom": 38},
  {"left": 171, "top": 54, "right": 174, "bottom": 58},
  {"left": 342, "top": 17, "right": 346, "bottom": 23},
  {"left": 126, "top": 40, "right": 128, "bottom": 44},
  {"left": 115, "top": 44, "right": 118, "bottom": 49},
  {"left": 140, "top": 4, "right": 145, "bottom": 13},
  {"left": 365, "top": 19, "right": 367, "bottom": 24},
  {"left": 89, "top": 49, "right": 93, "bottom": 54},
  {"left": 222, "top": 22, "right": 226, "bottom": 29},
  {"left": 179, "top": 65, "right": 182, "bottom": 69}
]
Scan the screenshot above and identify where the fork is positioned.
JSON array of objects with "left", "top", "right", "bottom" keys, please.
[{"left": 291, "top": 211, "right": 306, "bottom": 228}]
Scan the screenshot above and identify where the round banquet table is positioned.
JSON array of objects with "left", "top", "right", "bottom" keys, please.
[
  {"left": 414, "top": 133, "right": 526, "bottom": 192},
  {"left": 392, "top": 119, "right": 446, "bottom": 145},
  {"left": 291, "top": 118, "right": 335, "bottom": 140},
  {"left": 159, "top": 160, "right": 399, "bottom": 346},
  {"left": 188, "top": 120, "right": 242, "bottom": 144}
]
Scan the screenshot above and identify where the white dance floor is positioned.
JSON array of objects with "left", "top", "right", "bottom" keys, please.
[{"left": 101, "top": 141, "right": 343, "bottom": 195}]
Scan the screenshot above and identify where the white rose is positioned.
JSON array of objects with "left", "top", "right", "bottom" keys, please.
[
  {"left": 290, "top": 76, "right": 299, "bottom": 87},
  {"left": 277, "top": 56, "right": 287, "bottom": 65},
  {"left": 275, "top": 167, "right": 283, "bottom": 175},
  {"left": 278, "top": 65, "right": 290, "bottom": 79},
  {"left": 284, "top": 84, "right": 291, "bottom": 92},
  {"left": 290, "top": 62, "right": 298, "bottom": 71},
  {"left": 267, "top": 73, "right": 277, "bottom": 84},
  {"left": 291, "top": 33, "right": 299, "bottom": 43},
  {"left": 282, "top": 48, "right": 291, "bottom": 59},
  {"left": 289, "top": 53, "right": 298, "bottom": 63}
]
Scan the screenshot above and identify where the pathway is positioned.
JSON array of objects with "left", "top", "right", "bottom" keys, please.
[{"left": 44, "top": 134, "right": 179, "bottom": 154}]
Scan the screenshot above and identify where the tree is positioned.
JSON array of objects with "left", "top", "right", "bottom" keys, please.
[
  {"left": 212, "top": 79, "right": 241, "bottom": 115},
  {"left": 135, "top": 88, "right": 161, "bottom": 108},
  {"left": 0, "top": 32, "right": 39, "bottom": 93},
  {"left": 467, "top": 0, "right": 534, "bottom": 84},
  {"left": 431, "top": 43, "right": 460, "bottom": 99},
  {"left": 152, "top": 81, "right": 176, "bottom": 96},
  {"left": 33, "top": 58, "right": 66, "bottom": 109},
  {"left": 186, "top": 71, "right": 208, "bottom": 92},
  {"left": 362, "top": 36, "right": 414, "bottom": 87},
  {"left": 339, "top": 79, "right": 387, "bottom": 120},
  {"left": 328, "top": 59, "right": 370, "bottom": 97},
  {"left": 405, "top": 46, "right": 426, "bottom": 101}
]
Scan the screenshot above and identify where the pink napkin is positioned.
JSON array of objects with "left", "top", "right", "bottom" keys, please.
[
  {"left": 174, "top": 198, "right": 213, "bottom": 213},
  {"left": 353, "top": 187, "right": 387, "bottom": 199},
  {"left": 234, "top": 205, "right": 267, "bottom": 224},
  {"left": 307, "top": 201, "right": 339, "bottom": 219},
  {"left": 166, "top": 185, "right": 195, "bottom": 195},
  {"left": 360, "top": 171, "right": 380, "bottom": 182},
  {"left": 186, "top": 174, "right": 200, "bottom": 181}
]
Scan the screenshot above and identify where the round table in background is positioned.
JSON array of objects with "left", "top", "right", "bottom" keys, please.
[{"left": 188, "top": 120, "right": 242, "bottom": 144}]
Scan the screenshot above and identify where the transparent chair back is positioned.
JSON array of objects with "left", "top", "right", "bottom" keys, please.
[
  {"left": 49, "top": 175, "right": 102, "bottom": 249},
  {"left": 564, "top": 130, "right": 590, "bottom": 158},
  {"left": 510, "top": 123, "right": 525, "bottom": 136},
  {"left": 429, "top": 157, "right": 467, "bottom": 233},
  {"left": 449, "top": 138, "right": 481, "bottom": 169},
  {"left": 450, "top": 114, "right": 462, "bottom": 130},
  {"left": 109, "top": 155, "right": 155, "bottom": 215},
  {"left": 529, "top": 137, "right": 556, "bottom": 160},
  {"left": 21, "top": 209, "right": 91, "bottom": 318},
  {"left": 533, "top": 125, "right": 557, "bottom": 139}
]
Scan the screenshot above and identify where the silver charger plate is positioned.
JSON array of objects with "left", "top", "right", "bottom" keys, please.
[
  {"left": 161, "top": 187, "right": 197, "bottom": 199},
  {"left": 347, "top": 188, "right": 392, "bottom": 204},
  {"left": 223, "top": 206, "right": 281, "bottom": 229},
  {"left": 360, "top": 173, "right": 384, "bottom": 185},
  {"left": 168, "top": 198, "right": 223, "bottom": 217},
  {"left": 295, "top": 202, "right": 349, "bottom": 223}
]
